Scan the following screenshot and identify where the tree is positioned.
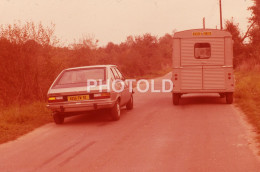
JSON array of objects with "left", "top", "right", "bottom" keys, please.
[
  {"left": 247, "top": 0, "right": 260, "bottom": 63},
  {"left": 249, "top": 0, "right": 260, "bottom": 26},
  {"left": 0, "top": 22, "right": 59, "bottom": 105},
  {"left": 225, "top": 19, "right": 245, "bottom": 67}
]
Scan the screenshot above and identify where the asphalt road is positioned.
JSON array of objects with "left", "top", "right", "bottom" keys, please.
[{"left": 0, "top": 73, "right": 260, "bottom": 172}]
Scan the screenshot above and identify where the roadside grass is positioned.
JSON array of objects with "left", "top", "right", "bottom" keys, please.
[
  {"left": 234, "top": 70, "right": 260, "bottom": 143},
  {"left": 0, "top": 102, "right": 52, "bottom": 144}
]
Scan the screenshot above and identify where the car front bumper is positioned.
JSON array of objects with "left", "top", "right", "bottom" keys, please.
[{"left": 46, "top": 99, "right": 115, "bottom": 113}]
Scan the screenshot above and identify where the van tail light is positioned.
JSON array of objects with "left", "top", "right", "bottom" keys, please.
[
  {"left": 228, "top": 73, "right": 232, "bottom": 80},
  {"left": 48, "top": 96, "right": 64, "bottom": 103},
  {"left": 174, "top": 74, "right": 178, "bottom": 80},
  {"left": 94, "top": 93, "right": 110, "bottom": 99}
]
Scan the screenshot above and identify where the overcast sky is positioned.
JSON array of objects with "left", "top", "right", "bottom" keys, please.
[{"left": 0, "top": 0, "right": 254, "bottom": 46}]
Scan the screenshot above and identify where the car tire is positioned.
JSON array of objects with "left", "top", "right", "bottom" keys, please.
[
  {"left": 111, "top": 100, "right": 121, "bottom": 121},
  {"left": 172, "top": 93, "right": 180, "bottom": 105},
  {"left": 226, "top": 92, "right": 233, "bottom": 104},
  {"left": 126, "top": 95, "right": 133, "bottom": 110},
  {"left": 53, "top": 112, "right": 64, "bottom": 124}
]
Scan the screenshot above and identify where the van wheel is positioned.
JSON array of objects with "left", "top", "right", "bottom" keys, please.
[
  {"left": 126, "top": 95, "right": 133, "bottom": 110},
  {"left": 226, "top": 93, "right": 233, "bottom": 104},
  {"left": 172, "top": 93, "right": 180, "bottom": 105},
  {"left": 219, "top": 93, "right": 226, "bottom": 98},
  {"left": 53, "top": 112, "right": 64, "bottom": 124},
  {"left": 111, "top": 100, "right": 121, "bottom": 121}
]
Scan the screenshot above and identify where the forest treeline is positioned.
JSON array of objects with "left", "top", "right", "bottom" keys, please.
[
  {"left": 0, "top": 22, "right": 173, "bottom": 106},
  {"left": 225, "top": 0, "right": 260, "bottom": 68},
  {"left": 0, "top": 0, "right": 259, "bottom": 107}
]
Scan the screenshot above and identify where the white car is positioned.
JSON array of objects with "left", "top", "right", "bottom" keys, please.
[{"left": 46, "top": 65, "right": 134, "bottom": 124}]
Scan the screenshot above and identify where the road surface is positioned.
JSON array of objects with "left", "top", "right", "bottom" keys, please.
[{"left": 0, "top": 73, "right": 260, "bottom": 172}]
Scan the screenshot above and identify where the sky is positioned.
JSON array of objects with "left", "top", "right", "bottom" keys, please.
[{"left": 0, "top": 0, "right": 254, "bottom": 46}]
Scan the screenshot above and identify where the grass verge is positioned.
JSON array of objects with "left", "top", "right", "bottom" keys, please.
[
  {"left": 234, "top": 70, "right": 260, "bottom": 143},
  {"left": 0, "top": 102, "right": 52, "bottom": 144}
]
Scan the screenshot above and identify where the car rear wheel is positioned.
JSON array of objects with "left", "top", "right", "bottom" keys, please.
[
  {"left": 111, "top": 100, "right": 121, "bottom": 121},
  {"left": 172, "top": 93, "right": 180, "bottom": 105},
  {"left": 126, "top": 95, "right": 133, "bottom": 110},
  {"left": 226, "top": 92, "right": 233, "bottom": 104},
  {"left": 53, "top": 112, "right": 64, "bottom": 124}
]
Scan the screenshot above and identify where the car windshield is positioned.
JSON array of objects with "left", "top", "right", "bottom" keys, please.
[{"left": 54, "top": 68, "right": 106, "bottom": 87}]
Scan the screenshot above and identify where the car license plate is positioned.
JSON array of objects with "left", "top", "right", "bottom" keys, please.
[{"left": 68, "top": 95, "right": 89, "bottom": 101}]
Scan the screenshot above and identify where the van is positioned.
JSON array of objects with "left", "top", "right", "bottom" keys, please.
[{"left": 171, "top": 29, "right": 234, "bottom": 105}]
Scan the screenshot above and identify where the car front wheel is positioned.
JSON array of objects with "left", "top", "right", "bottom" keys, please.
[
  {"left": 111, "top": 100, "right": 121, "bottom": 121},
  {"left": 126, "top": 95, "right": 133, "bottom": 110}
]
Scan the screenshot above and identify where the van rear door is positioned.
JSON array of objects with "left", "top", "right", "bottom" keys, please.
[
  {"left": 180, "top": 66, "right": 202, "bottom": 90},
  {"left": 203, "top": 66, "right": 225, "bottom": 90},
  {"left": 180, "top": 38, "right": 225, "bottom": 90}
]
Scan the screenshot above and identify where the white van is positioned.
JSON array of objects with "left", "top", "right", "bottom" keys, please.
[{"left": 172, "top": 29, "right": 234, "bottom": 105}]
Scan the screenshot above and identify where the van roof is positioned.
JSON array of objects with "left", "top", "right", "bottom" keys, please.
[{"left": 174, "top": 29, "right": 232, "bottom": 38}]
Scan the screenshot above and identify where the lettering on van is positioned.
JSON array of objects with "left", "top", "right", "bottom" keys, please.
[{"left": 192, "top": 32, "right": 212, "bottom": 36}]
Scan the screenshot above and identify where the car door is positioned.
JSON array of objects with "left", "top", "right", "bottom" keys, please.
[
  {"left": 111, "top": 68, "right": 126, "bottom": 105},
  {"left": 115, "top": 68, "right": 131, "bottom": 105},
  {"left": 112, "top": 67, "right": 130, "bottom": 105}
]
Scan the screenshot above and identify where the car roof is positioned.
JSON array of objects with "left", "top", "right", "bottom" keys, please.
[{"left": 64, "top": 65, "right": 117, "bottom": 71}]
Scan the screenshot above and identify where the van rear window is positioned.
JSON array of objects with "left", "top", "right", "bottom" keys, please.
[{"left": 194, "top": 43, "right": 211, "bottom": 59}]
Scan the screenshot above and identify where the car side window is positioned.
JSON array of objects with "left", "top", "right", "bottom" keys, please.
[
  {"left": 115, "top": 68, "right": 125, "bottom": 80},
  {"left": 110, "top": 69, "right": 116, "bottom": 81},
  {"left": 111, "top": 68, "right": 120, "bottom": 79}
]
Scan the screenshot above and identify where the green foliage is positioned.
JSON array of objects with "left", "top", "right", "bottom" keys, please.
[
  {"left": 247, "top": 0, "right": 260, "bottom": 63},
  {"left": 224, "top": 19, "right": 245, "bottom": 67},
  {"left": 248, "top": 0, "right": 260, "bottom": 25},
  {"left": 0, "top": 22, "right": 173, "bottom": 106},
  {"left": 224, "top": 1, "right": 260, "bottom": 67}
]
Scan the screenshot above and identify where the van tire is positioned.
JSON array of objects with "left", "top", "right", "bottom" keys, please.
[
  {"left": 219, "top": 93, "right": 225, "bottom": 98},
  {"left": 111, "top": 100, "right": 121, "bottom": 121},
  {"left": 126, "top": 95, "right": 133, "bottom": 110},
  {"left": 53, "top": 112, "right": 64, "bottom": 124},
  {"left": 226, "top": 92, "right": 233, "bottom": 104},
  {"left": 172, "top": 93, "right": 180, "bottom": 105}
]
